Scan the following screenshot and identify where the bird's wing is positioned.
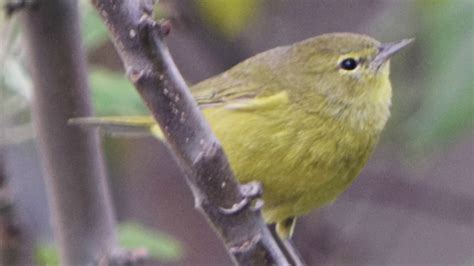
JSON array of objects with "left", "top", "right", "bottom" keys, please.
[
  {"left": 68, "top": 88, "right": 288, "bottom": 139},
  {"left": 217, "top": 90, "right": 288, "bottom": 111},
  {"left": 192, "top": 77, "right": 288, "bottom": 112},
  {"left": 190, "top": 46, "right": 287, "bottom": 109},
  {"left": 70, "top": 46, "right": 289, "bottom": 136},
  {"left": 191, "top": 75, "right": 265, "bottom": 109}
]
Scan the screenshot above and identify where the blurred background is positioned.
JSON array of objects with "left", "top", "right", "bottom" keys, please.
[{"left": 1, "top": 0, "right": 473, "bottom": 265}]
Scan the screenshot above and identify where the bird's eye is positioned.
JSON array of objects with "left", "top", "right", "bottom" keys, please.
[{"left": 340, "top": 58, "right": 358, "bottom": 70}]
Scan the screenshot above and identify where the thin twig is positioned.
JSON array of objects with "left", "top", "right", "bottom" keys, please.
[{"left": 91, "top": 0, "right": 290, "bottom": 265}]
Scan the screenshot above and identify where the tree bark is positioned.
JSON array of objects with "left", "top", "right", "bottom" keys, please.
[{"left": 91, "top": 0, "right": 289, "bottom": 265}]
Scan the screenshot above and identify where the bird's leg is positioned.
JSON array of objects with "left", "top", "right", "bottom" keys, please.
[
  {"left": 276, "top": 217, "right": 297, "bottom": 239},
  {"left": 219, "top": 181, "right": 263, "bottom": 215},
  {"left": 4, "top": 0, "right": 38, "bottom": 16},
  {"left": 281, "top": 237, "right": 305, "bottom": 266},
  {"left": 270, "top": 218, "right": 306, "bottom": 265}
]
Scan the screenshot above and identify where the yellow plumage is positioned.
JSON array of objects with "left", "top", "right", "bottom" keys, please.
[{"left": 71, "top": 33, "right": 412, "bottom": 238}]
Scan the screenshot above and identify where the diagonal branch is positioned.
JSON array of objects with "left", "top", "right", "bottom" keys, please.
[{"left": 91, "top": 0, "right": 289, "bottom": 265}]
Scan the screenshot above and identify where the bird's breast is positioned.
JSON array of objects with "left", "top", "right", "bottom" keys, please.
[{"left": 204, "top": 104, "right": 380, "bottom": 221}]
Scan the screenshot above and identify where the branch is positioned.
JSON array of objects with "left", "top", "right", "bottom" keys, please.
[
  {"left": 20, "top": 1, "right": 116, "bottom": 264},
  {"left": 91, "top": 0, "right": 289, "bottom": 265},
  {"left": 0, "top": 153, "right": 21, "bottom": 265}
]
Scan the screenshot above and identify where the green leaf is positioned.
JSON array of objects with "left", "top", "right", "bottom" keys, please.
[
  {"left": 118, "top": 222, "right": 183, "bottom": 261},
  {"left": 89, "top": 68, "right": 148, "bottom": 116}
]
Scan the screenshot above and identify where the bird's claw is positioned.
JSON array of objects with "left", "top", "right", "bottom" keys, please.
[
  {"left": 251, "top": 198, "right": 264, "bottom": 211},
  {"left": 219, "top": 181, "right": 263, "bottom": 215}
]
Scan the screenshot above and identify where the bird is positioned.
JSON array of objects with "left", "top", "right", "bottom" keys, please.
[{"left": 71, "top": 32, "right": 413, "bottom": 239}]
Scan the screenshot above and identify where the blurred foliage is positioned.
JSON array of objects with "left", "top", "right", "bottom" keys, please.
[
  {"left": 196, "top": 0, "right": 261, "bottom": 38},
  {"left": 35, "top": 243, "right": 59, "bottom": 266},
  {"left": 80, "top": 0, "right": 109, "bottom": 50},
  {"left": 79, "top": 1, "right": 147, "bottom": 116},
  {"left": 406, "top": 0, "right": 473, "bottom": 151},
  {"left": 35, "top": 222, "right": 183, "bottom": 265},
  {"left": 89, "top": 68, "right": 147, "bottom": 116},
  {"left": 119, "top": 222, "right": 183, "bottom": 262},
  {"left": 0, "top": 16, "right": 33, "bottom": 145}
]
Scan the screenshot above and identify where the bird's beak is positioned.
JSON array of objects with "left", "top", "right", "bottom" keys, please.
[{"left": 371, "top": 38, "right": 414, "bottom": 70}]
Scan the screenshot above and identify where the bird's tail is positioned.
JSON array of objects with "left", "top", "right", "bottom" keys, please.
[{"left": 68, "top": 116, "right": 162, "bottom": 139}]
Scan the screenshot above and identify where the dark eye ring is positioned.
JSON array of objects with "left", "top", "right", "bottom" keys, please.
[{"left": 340, "top": 58, "right": 358, "bottom": 70}]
